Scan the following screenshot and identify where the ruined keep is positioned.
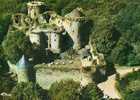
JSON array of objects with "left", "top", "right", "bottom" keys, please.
[
  {"left": 11, "top": 1, "right": 87, "bottom": 53},
  {"left": 8, "top": 1, "right": 107, "bottom": 88},
  {"left": 49, "top": 8, "right": 85, "bottom": 50}
]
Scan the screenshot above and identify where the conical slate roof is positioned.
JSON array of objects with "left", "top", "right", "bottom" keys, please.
[{"left": 16, "top": 55, "right": 30, "bottom": 69}]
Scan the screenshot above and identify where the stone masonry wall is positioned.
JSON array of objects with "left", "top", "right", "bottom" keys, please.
[{"left": 36, "top": 68, "right": 92, "bottom": 89}]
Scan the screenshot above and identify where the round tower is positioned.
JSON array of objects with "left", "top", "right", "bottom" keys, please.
[
  {"left": 16, "top": 55, "right": 30, "bottom": 83},
  {"left": 27, "top": 1, "right": 46, "bottom": 19}
]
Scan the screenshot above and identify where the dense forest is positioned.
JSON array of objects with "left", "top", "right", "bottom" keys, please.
[
  {"left": 1, "top": 0, "right": 140, "bottom": 68},
  {"left": 0, "top": 0, "right": 140, "bottom": 100}
]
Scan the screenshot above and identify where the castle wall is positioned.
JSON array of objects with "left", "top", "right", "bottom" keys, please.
[
  {"left": 36, "top": 68, "right": 92, "bottom": 89},
  {"left": 81, "top": 58, "right": 93, "bottom": 68}
]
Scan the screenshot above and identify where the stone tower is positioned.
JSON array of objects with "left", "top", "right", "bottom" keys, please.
[
  {"left": 27, "top": 1, "right": 45, "bottom": 19},
  {"left": 64, "top": 8, "right": 84, "bottom": 50},
  {"left": 16, "top": 55, "right": 30, "bottom": 83},
  {"left": 45, "top": 27, "right": 62, "bottom": 53},
  {"left": 49, "top": 8, "right": 85, "bottom": 50}
]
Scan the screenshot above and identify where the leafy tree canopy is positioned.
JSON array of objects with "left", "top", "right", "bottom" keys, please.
[
  {"left": 49, "top": 80, "right": 80, "bottom": 100},
  {"left": 11, "top": 82, "right": 49, "bottom": 100},
  {"left": 80, "top": 83, "right": 103, "bottom": 100},
  {"left": 116, "top": 70, "right": 140, "bottom": 100},
  {"left": 2, "top": 31, "right": 33, "bottom": 64}
]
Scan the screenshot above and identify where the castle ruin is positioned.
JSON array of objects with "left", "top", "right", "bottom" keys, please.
[
  {"left": 11, "top": 1, "right": 87, "bottom": 53},
  {"left": 8, "top": 1, "right": 107, "bottom": 88}
]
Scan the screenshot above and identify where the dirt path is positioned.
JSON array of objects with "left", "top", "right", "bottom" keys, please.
[{"left": 97, "top": 67, "right": 140, "bottom": 99}]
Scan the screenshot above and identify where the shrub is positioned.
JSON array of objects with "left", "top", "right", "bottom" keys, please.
[
  {"left": 0, "top": 75, "right": 15, "bottom": 94},
  {"left": 116, "top": 70, "right": 140, "bottom": 100},
  {"left": 49, "top": 80, "right": 80, "bottom": 100},
  {"left": 2, "top": 31, "right": 33, "bottom": 64},
  {"left": 11, "top": 82, "right": 49, "bottom": 100},
  {"left": 0, "top": 45, "right": 9, "bottom": 73},
  {"left": 80, "top": 83, "right": 103, "bottom": 100},
  {"left": 0, "top": 75, "right": 15, "bottom": 100}
]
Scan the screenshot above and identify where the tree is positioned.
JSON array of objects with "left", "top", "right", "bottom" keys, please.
[
  {"left": 111, "top": 37, "right": 133, "bottom": 65},
  {"left": 92, "top": 27, "right": 120, "bottom": 54},
  {"left": 0, "top": 75, "right": 15, "bottom": 95},
  {"left": 0, "top": 0, "right": 29, "bottom": 43},
  {"left": 49, "top": 80, "right": 80, "bottom": 100},
  {"left": 114, "top": 0, "right": 140, "bottom": 66},
  {"left": 11, "top": 82, "right": 49, "bottom": 100},
  {"left": 0, "top": 14, "right": 11, "bottom": 43},
  {"left": 80, "top": 82, "right": 103, "bottom": 100},
  {"left": 2, "top": 31, "right": 33, "bottom": 64},
  {"left": 116, "top": 70, "right": 140, "bottom": 100},
  {"left": 0, "top": 45, "right": 9, "bottom": 74}
]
